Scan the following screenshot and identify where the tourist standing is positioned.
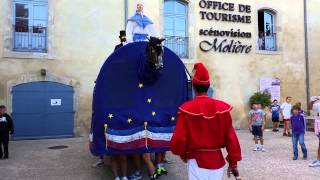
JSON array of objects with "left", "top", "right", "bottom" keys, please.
[
  {"left": 290, "top": 105, "right": 308, "bottom": 160},
  {"left": 248, "top": 103, "right": 266, "bottom": 152},
  {"left": 281, "top": 96, "right": 293, "bottom": 137},
  {"left": 0, "top": 105, "right": 14, "bottom": 160},
  {"left": 270, "top": 100, "right": 281, "bottom": 132}
]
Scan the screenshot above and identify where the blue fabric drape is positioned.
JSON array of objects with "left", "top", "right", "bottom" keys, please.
[{"left": 90, "top": 42, "right": 188, "bottom": 156}]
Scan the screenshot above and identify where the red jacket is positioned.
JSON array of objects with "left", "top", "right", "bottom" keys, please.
[{"left": 171, "top": 94, "right": 242, "bottom": 169}]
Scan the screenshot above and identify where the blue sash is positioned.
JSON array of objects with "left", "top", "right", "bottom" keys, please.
[
  {"left": 128, "top": 13, "right": 153, "bottom": 29},
  {"left": 133, "top": 33, "right": 148, "bottom": 42}
]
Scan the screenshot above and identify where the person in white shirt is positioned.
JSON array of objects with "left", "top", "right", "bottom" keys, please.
[
  {"left": 281, "top": 96, "right": 293, "bottom": 137},
  {"left": 126, "top": 0, "right": 159, "bottom": 43}
]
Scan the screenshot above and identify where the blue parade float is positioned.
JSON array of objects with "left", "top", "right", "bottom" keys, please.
[{"left": 90, "top": 41, "right": 191, "bottom": 156}]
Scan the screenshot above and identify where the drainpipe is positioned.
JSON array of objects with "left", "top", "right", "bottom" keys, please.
[
  {"left": 303, "top": 0, "right": 310, "bottom": 112},
  {"left": 124, "top": 0, "right": 128, "bottom": 27}
]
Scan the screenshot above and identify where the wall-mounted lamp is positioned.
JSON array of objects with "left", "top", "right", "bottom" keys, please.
[{"left": 40, "top": 68, "right": 47, "bottom": 77}]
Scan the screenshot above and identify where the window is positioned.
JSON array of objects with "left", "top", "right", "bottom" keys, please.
[
  {"left": 164, "top": 0, "right": 188, "bottom": 58},
  {"left": 258, "top": 9, "right": 277, "bottom": 51},
  {"left": 13, "top": 0, "right": 48, "bottom": 53}
]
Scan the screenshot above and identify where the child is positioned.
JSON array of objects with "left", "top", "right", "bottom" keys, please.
[
  {"left": 281, "top": 96, "right": 293, "bottom": 137},
  {"left": 295, "top": 102, "right": 306, "bottom": 132},
  {"left": 309, "top": 98, "right": 320, "bottom": 167},
  {"left": 248, "top": 103, "right": 266, "bottom": 152},
  {"left": 291, "top": 105, "right": 307, "bottom": 160},
  {"left": 0, "top": 105, "right": 14, "bottom": 159},
  {"left": 270, "top": 100, "right": 281, "bottom": 132},
  {"left": 295, "top": 102, "right": 305, "bottom": 116}
]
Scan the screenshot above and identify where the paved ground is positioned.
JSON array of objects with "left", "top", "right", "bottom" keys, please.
[{"left": 0, "top": 130, "right": 320, "bottom": 180}]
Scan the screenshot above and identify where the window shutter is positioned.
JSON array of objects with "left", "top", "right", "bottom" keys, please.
[{"left": 32, "top": 4, "right": 48, "bottom": 27}]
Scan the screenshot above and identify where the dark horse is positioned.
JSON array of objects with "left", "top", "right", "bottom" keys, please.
[
  {"left": 146, "top": 36, "right": 165, "bottom": 70},
  {"left": 139, "top": 37, "right": 165, "bottom": 85}
]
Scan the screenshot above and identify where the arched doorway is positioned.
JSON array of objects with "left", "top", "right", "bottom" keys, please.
[{"left": 12, "top": 81, "right": 74, "bottom": 140}]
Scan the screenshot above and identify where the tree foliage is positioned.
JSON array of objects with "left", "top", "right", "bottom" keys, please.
[{"left": 249, "top": 92, "right": 272, "bottom": 108}]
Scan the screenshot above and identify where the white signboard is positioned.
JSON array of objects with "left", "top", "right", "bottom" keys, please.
[
  {"left": 260, "top": 78, "right": 281, "bottom": 101},
  {"left": 50, "top": 99, "right": 62, "bottom": 106}
]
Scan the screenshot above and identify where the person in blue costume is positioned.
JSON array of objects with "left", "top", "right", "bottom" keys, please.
[{"left": 126, "top": 0, "right": 159, "bottom": 43}]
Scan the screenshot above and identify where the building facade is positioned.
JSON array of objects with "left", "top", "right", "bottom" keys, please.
[{"left": 0, "top": 0, "right": 319, "bottom": 138}]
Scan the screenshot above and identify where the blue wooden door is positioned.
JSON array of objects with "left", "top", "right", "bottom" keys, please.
[{"left": 12, "top": 81, "right": 74, "bottom": 140}]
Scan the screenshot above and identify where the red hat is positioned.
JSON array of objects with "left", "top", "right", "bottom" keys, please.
[{"left": 192, "top": 63, "right": 210, "bottom": 85}]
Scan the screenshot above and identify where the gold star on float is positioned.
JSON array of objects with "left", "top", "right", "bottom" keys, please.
[
  {"left": 108, "top": 114, "right": 113, "bottom": 119},
  {"left": 128, "top": 118, "right": 133, "bottom": 124},
  {"left": 147, "top": 98, "right": 152, "bottom": 104},
  {"left": 152, "top": 111, "right": 156, "bottom": 116},
  {"left": 138, "top": 83, "right": 144, "bottom": 88},
  {"left": 171, "top": 116, "right": 176, "bottom": 121}
]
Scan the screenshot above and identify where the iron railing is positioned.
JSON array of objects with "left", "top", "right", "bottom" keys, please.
[
  {"left": 164, "top": 36, "right": 189, "bottom": 59},
  {"left": 13, "top": 25, "right": 47, "bottom": 53},
  {"left": 258, "top": 33, "right": 277, "bottom": 51}
]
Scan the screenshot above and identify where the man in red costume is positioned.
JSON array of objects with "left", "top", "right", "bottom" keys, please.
[{"left": 171, "top": 63, "right": 242, "bottom": 180}]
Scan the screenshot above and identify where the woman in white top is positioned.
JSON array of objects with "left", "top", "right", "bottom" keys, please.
[{"left": 126, "top": 0, "right": 159, "bottom": 43}]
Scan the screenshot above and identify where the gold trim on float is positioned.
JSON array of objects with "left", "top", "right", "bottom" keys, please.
[
  {"left": 104, "top": 124, "right": 108, "bottom": 149},
  {"left": 179, "top": 106, "right": 233, "bottom": 119}
]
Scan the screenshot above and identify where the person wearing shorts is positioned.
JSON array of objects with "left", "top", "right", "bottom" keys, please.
[
  {"left": 281, "top": 97, "right": 293, "bottom": 137},
  {"left": 270, "top": 100, "right": 281, "bottom": 132},
  {"left": 248, "top": 103, "right": 266, "bottom": 152}
]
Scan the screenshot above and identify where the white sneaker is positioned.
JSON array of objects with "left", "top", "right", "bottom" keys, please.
[
  {"left": 91, "top": 159, "right": 104, "bottom": 168},
  {"left": 128, "top": 171, "right": 142, "bottom": 180},
  {"left": 309, "top": 160, "right": 320, "bottom": 167},
  {"left": 260, "top": 146, "right": 266, "bottom": 152},
  {"left": 121, "top": 177, "right": 128, "bottom": 180},
  {"left": 253, "top": 145, "right": 259, "bottom": 151},
  {"left": 115, "top": 177, "right": 121, "bottom": 180}
]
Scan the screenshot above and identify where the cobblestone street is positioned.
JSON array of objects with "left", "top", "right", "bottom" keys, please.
[{"left": 0, "top": 130, "right": 319, "bottom": 180}]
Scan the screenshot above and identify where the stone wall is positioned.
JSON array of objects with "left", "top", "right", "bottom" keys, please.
[{"left": 307, "top": 0, "right": 320, "bottom": 98}]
